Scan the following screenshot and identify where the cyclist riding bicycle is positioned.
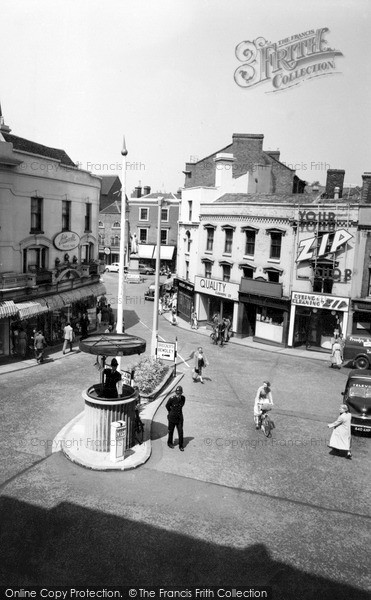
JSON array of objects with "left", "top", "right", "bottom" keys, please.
[{"left": 254, "top": 380, "right": 273, "bottom": 429}]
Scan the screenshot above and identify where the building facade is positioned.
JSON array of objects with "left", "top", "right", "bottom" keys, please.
[
  {"left": 177, "top": 133, "right": 371, "bottom": 347},
  {"left": 128, "top": 186, "right": 180, "bottom": 271},
  {"left": 0, "top": 110, "right": 104, "bottom": 358}
]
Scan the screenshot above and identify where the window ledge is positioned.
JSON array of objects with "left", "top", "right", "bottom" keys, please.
[
  {"left": 243, "top": 254, "right": 255, "bottom": 259},
  {"left": 267, "top": 258, "right": 281, "bottom": 263},
  {"left": 223, "top": 253, "right": 232, "bottom": 257},
  {"left": 30, "top": 230, "right": 44, "bottom": 235}
]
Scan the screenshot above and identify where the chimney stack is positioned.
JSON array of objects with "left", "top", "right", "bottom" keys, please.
[
  {"left": 143, "top": 185, "right": 151, "bottom": 196},
  {"left": 134, "top": 185, "right": 142, "bottom": 198},
  {"left": 325, "top": 169, "right": 345, "bottom": 198},
  {"left": 361, "top": 172, "right": 371, "bottom": 203}
]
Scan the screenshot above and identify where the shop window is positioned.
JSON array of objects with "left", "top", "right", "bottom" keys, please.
[
  {"left": 188, "top": 201, "right": 193, "bottom": 221},
  {"left": 161, "top": 208, "right": 169, "bottom": 222},
  {"left": 139, "top": 207, "right": 149, "bottom": 221},
  {"left": 62, "top": 200, "right": 71, "bottom": 231},
  {"left": 204, "top": 261, "right": 212, "bottom": 279},
  {"left": 139, "top": 228, "right": 148, "bottom": 243},
  {"left": 85, "top": 203, "right": 91, "bottom": 232},
  {"left": 269, "top": 232, "right": 282, "bottom": 259},
  {"left": 30, "top": 197, "right": 43, "bottom": 233},
  {"left": 206, "top": 228, "right": 214, "bottom": 251},
  {"left": 245, "top": 230, "right": 256, "bottom": 256},
  {"left": 224, "top": 229, "right": 233, "bottom": 253},
  {"left": 23, "top": 246, "right": 48, "bottom": 272},
  {"left": 222, "top": 265, "right": 231, "bottom": 282},
  {"left": 185, "top": 260, "right": 189, "bottom": 280},
  {"left": 161, "top": 229, "right": 168, "bottom": 245}
]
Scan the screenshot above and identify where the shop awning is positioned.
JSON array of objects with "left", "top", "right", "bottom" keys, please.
[
  {"left": 86, "top": 282, "right": 107, "bottom": 298},
  {"left": 138, "top": 244, "right": 155, "bottom": 259},
  {"left": 44, "top": 294, "right": 65, "bottom": 310},
  {"left": 0, "top": 300, "right": 18, "bottom": 318},
  {"left": 59, "top": 290, "right": 83, "bottom": 305},
  {"left": 154, "top": 246, "right": 175, "bottom": 260},
  {"left": 16, "top": 301, "right": 49, "bottom": 319}
]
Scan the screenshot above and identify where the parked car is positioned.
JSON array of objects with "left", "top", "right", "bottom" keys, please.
[
  {"left": 144, "top": 282, "right": 166, "bottom": 301},
  {"left": 343, "top": 335, "right": 371, "bottom": 370},
  {"left": 105, "top": 263, "right": 127, "bottom": 273},
  {"left": 139, "top": 263, "right": 155, "bottom": 275},
  {"left": 342, "top": 370, "right": 371, "bottom": 433}
]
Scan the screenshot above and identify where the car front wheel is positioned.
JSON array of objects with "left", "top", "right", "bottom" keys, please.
[{"left": 354, "top": 355, "right": 369, "bottom": 370}]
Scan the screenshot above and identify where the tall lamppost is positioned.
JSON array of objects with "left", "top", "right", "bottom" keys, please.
[
  {"left": 117, "top": 137, "right": 128, "bottom": 352},
  {"left": 151, "top": 196, "right": 164, "bottom": 357}
]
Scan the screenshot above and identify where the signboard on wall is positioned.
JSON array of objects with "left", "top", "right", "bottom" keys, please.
[
  {"left": 54, "top": 231, "right": 80, "bottom": 251},
  {"left": 194, "top": 276, "right": 239, "bottom": 301},
  {"left": 291, "top": 291, "right": 349, "bottom": 312}
]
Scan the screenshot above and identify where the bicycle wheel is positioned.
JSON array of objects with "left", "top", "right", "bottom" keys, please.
[{"left": 261, "top": 415, "right": 272, "bottom": 437}]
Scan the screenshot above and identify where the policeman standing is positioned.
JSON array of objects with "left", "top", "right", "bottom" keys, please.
[{"left": 166, "top": 385, "right": 185, "bottom": 451}]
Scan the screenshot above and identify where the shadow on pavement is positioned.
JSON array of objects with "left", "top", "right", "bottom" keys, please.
[{"left": 0, "top": 496, "right": 368, "bottom": 599}]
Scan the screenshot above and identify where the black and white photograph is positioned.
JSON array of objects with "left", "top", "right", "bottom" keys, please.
[{"left": 0, "top": 1, "right": 370, "bottom": 598}]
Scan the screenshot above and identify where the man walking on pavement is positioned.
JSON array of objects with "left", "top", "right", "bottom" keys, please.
[
  {"left": 62, "top": 322, "right": 74, "bottom": 354},
  {"left": 166, "top": 385, "right": 186, "bottom": 451}
]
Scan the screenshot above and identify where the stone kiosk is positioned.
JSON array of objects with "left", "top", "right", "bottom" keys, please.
[{"left": 79, "top": 333, "right": 146, "bottom": 452}]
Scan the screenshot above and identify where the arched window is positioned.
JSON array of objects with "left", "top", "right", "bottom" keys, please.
[
  {"left": 23, "top": 246, "right": 48, "bottom": 272},
  {"left": 113, "top": 221, "right": 120, "bottom": 228},
  {"left": 98, "top": 220, "right": 104, "bottom": 228}
]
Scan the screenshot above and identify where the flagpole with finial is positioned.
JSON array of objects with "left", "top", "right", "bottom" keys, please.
[{"left": 116, "top": 137, "right": 128, "bottom": 356}]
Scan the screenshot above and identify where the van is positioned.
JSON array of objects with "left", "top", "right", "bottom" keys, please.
[{"left": 343, "top": 335, "right": 371, "bottom": 370}]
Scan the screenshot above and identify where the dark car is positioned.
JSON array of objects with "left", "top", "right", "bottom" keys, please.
[
  {"left": 343, "top": 335, "right": 371, "bottom": 370},
  {"left": 342, "top": 370, "right": 371, "bottom": 433},
  {"left": 138, "top": 263, "right": 155, "bottom": 275}
]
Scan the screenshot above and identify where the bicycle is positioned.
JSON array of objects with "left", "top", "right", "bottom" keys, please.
[{"left": 258, "top": 403, "right": 274, "bottom": 437}]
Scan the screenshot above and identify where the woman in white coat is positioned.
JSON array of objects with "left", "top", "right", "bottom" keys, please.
[{"left": 328, "top": 404, "right": 352, "bottom": 459}]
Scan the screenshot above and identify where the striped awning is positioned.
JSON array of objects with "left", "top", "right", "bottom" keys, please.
[
  {"left": 0, "top": 300, "right": 18, "bottom": 318},
  {"left": 16, "top": 301, "right": 49, "bottom": 319}
]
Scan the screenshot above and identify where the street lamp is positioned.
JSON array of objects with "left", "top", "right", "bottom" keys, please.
[
  {"left": 117, "top": 136, "right": 128, "bottom": 349},
  {"left": 151, "top": 196, "right": 164, "bottom": 357}
]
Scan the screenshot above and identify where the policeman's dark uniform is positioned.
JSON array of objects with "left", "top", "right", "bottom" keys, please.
[
  {"left": 166, "top": 386, "right": 185, "bottom": 450},
  {"left": 102, "top": 364, "right": 121, "bottom": 398}
]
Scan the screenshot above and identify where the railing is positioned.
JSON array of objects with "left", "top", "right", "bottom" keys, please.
[{"left": 0, "top": 273, "right": 28, "bottom": 290}]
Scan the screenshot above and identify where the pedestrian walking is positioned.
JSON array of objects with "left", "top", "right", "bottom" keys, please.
[
  {"left": 327, "top": 404, "right": 352, "bottom": 459},
  {"left": 18, "top": 328, "right": 28, "bottom": 357},
  {"left": 191, "top": 310, "right": 198, "bottom": 330},
  {"left": 223, "top": 316, "right": 231, "bottom": 342},
  {"left": 62, "top": 322, "right": 74, "bottom": 354},
  {"left": 159, "top": 298, "right": 163, "bottom": 315},
  {"left": 101, "top": 304, "right": 110, "bottom": 326},
  {"left": 107, "top": 304, "right": 115, "bottom": 327},
  {"left": 166, "top": 385, "right": 186, "bottom": 451},
  {"left": 171, "top": 306, "right": 177, "bottom": 326},
  {"left": 254, "top": 381, "right": 273, "bottom": 429},
  {"left": 331, "top": 338, "right": 342, "bottom": 369},
  {"left": 34, "top": 330, "right": 46, "bottom": 364},
  {"left": 338, "top": 333, "right": 345, "bottom": 361},
  {"left": 193, "top": 346, "right": 208, "bottom": 383},
  {"left": 80, "top": 312, "right": 90, "bottom": 339}
]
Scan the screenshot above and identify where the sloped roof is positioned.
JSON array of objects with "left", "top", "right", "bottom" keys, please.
[
  {"left": 100, "top": 198, "right": 130, "bottom": 214},
  {"left": 2, "top": 132, "right": 76, "bottom": 167},
  {"left": 100, "top": 175, "right": 121, "bottom": 195},
  {"left": 214, "top": 193, "right": 358, "bottom": 205},
  {"left": 139, "top": 192, "right": 178, "bottom": 200}
]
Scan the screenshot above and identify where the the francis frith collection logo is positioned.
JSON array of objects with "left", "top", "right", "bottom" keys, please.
[{"left": 234, "top": 27, "right": 343, "bottom": 92}]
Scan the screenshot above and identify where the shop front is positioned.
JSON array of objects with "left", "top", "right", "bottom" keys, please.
[
  {"left": 238, "top": 278, "right": 289, "bottom": 346},
  {"left": 351, "top": 299, "right": 371, "bottom": 335},
  {"left": 5, "top": 283, "right": 106, "bottom": 358},
  {"left": 194, "top": 275, "right": 239, "bottom": 330},
  {"left": 288, "top": 291, "right": 350, "bottom": 350},
  {"left": 174, "top": 278, "right": 195, "bottom": 322}
]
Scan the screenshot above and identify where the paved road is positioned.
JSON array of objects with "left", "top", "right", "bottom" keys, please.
[{"left": 0, "top": 273, "right": 370, "bottom": 598}]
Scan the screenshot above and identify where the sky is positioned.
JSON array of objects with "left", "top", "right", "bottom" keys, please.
[{"left": 1, "top": 0, "right": 370, "bottom": 194}]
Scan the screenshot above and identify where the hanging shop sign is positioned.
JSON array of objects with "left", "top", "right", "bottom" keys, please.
[
  {"left": 195, "top": 276, "right": 239, "bottom": 301},
  {"left": 296, "top": 228, "right": 353, "bottom": 263},
  {"left": 54, "top": 231, "right": 80, "bottom": 251},
  {"left": 291, "top": 291, "right": 349, "bottom": 311}
]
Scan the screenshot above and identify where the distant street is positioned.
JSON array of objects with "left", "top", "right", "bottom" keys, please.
[{"left": 0, "top": 272, "right": 370, "bottom": 598}]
